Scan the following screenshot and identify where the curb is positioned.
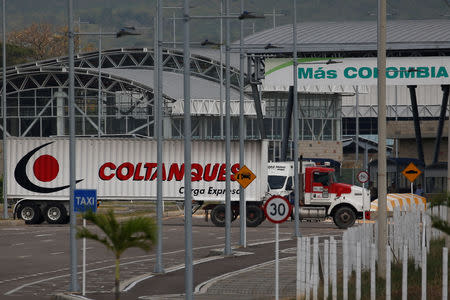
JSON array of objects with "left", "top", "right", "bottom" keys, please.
[{"left": 0, "top": 219, "right": 23, "bottom": 226}]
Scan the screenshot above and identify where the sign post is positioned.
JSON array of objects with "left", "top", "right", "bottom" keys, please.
[
  {"left": 263, "top": 195, "right": 292, "bottom": 300},
  {"left": 74, "top": 189, "right": 97, "bottom": 296},
  {"left": 401, "top": 162, "right": 422, "bottom": 194},
  {"left": 357, "top": 171, "right": 369, "bottom": 225},
  {"left": 235, "top": 165, "right": 257, "bottom": 248}
]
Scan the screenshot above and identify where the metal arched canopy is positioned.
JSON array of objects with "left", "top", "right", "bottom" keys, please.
[
  {"left": 1, "top": 66, "right": 164, "bottom": 100},
  {"left": 3, "top": 47, "right": 244, "bottom": 89}
]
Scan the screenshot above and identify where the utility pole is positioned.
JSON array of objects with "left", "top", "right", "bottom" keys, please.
[
  {"left": 238, "top": 0, "right": 246, "bottom": 248},
  {"left": 68, "top": 0, "right": 79, "bottom": 292},
  {"left": 377, "top": 0, "right": 387, "bottom": 279},
  {"left": 154, "top": 0, "right": 164, "bottom": 274},
  {"left": 224, "top": 0, "right": 232, "bottom": 256},
  {"left": 2, "top": 0, "right": 7, "bottom": 220},
  {"left": 183, "top": 0, "right": 193, "bottom": 298},
  {"left": 292, "top": 0, "right": 301, "bottom": 238}
]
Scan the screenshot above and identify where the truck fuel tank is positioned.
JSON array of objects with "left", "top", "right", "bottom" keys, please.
[{"left": 299, "top": 207, "right": 327, "bottom": 218}]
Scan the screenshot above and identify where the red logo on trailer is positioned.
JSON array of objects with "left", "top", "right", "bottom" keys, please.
[{"left": 14, "top": 142, "right": 83, "bottom": 193}]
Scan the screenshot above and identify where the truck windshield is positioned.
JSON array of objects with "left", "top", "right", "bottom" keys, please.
[
  {"left": 268, "top": 176, "right": 286, "bottom": 189},
  {"left": 330, "top": 171, "right": 336, "bottom": 184}
]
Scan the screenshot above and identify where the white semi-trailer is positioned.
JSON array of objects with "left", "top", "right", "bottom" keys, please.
[{"left": 8, "top": 138, "right": 268, "bottom": 226}]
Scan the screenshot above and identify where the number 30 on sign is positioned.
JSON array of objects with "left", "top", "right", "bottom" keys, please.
[{"left": 263, "top": 195, "right": 292, "bottom": 224}]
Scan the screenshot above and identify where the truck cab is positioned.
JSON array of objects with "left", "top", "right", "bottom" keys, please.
[
  {"left": 268, "top": 161, "right": 316, "bottom": 198},
  {"left": 268, "top": 161, "right": 370, "bottom": 229}
]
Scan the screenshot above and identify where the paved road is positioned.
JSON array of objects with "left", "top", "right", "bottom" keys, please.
[{"left": 0, "top": 215, "right": 344, "bottom": 300}]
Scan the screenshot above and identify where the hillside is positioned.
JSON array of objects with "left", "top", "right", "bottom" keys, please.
[{"left": 4, "top": 0, "right": 450, "bottom": 51}]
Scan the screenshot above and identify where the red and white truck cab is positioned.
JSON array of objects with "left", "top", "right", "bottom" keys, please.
[{"left": 268, "top": 161, "right": 370, "bottom": 229}]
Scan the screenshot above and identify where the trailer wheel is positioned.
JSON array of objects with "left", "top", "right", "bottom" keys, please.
[
  {"left": 210, "top": 205, "right": 226, "bottom": 227},
  {"left": 333, "top": 206, "right": 356, "bottom": 229},
  {"left": 246, "top": 205, "right": 264, "bottom": 227},
  {"left": 18, "top": 203, "right": 42, "bottom": 225},
  {"left": 44, "top": 203, "right": 67, "bottom": 224}
]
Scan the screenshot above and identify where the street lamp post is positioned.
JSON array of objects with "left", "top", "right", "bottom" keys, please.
[
  {"left": 182, "top": 0, "right": 193, "bottom": 298},
  {"left": 292, "top": 0, "right": 301, "bottom": 238},
  {"left": 224, "top": 0, "right": 232, "bottom": 256},
  {"left": 68, "top": 0, "right": 78, "bottom": 292},
  {"left": 377, "top": 0, "right": 388, "bottom": 279},
  {"left": 2, "top": 0, "right": 7, "bottom": 220},
  {"left": 239, "top": 0, "right": 246, "bottom": 248},
  {"left": 154, "top": 0, "right": 164, "bottom": 274}
]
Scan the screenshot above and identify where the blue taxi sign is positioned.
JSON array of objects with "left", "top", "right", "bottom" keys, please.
[{"left": 74, "top": 189, "right": 97, "bottom": 213}]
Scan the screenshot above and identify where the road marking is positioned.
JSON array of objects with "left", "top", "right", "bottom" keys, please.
[
  {"left": 78, "top": 247, "right": 93, "bottom": 251},
  {"left": 18, "top": 255, "right": 31, "bottom": 259},
  {"left": 41, "top": 239, "right": 54, "bottom": 243},
  {"left": 50, "top": 252, "right": 64, "bottom": 255},
  {"left": 4, "top": 233, "right": 342, "bottom": 295},
  {"left": 12, "top": 243, "right": 24, "bottom": 246},
  {"left": 4, "top": 239, "right": 267, "bottom": 294},
  {"left": 35, "top": 234, "right": 53, "bottom": 237},
  {"left": 216, "top": 236, "right": 225, "bottom": 239}
]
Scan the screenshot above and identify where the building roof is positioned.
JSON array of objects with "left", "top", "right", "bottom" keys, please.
[
  {"left": 99, "top": 68, "right": 246, "bottom": 101},
  {"left": 240, "top": 19, "right": 450, "bottom": 54}
]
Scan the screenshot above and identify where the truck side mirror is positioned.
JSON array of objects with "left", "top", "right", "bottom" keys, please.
[{"left": 285, "top": 177, "right": 293, "bottom": 190}]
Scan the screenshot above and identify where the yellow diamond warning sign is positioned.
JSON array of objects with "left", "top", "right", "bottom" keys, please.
[
  {"left": 401, "top": 162, "right": 422, "bottom": 183},
  {"left": 235, "top": 165, "right": 256, "bottom": 189}
]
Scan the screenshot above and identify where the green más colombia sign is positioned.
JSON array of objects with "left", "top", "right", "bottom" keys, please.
[
  {"left": 298, "top": 66, "right": 449, "bottom": 80},
  {"left": 263, "top": 57, "right": 450, "bottom": 89}
]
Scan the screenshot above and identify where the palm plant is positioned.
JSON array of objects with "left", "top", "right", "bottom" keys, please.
[{"left": 77, "top": 209, "right": 157, "bottom": 300}]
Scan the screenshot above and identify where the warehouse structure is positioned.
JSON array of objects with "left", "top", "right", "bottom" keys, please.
[{"left": 1, "top": 20, "right": 449, "bottom": 185}]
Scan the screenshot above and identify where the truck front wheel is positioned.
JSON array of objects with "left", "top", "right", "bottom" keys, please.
[
  {"left": 333, "top": 206, "right": 356, "bottom": 229},
  {"left": 18, "top": 203, "right": 42, "bottom": 225},
  {"left": 44, "top": 203, "right": 67, "bottom": 224}
]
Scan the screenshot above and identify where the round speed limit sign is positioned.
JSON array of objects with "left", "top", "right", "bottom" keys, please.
[
  {"left": 263, "top": 195, "right": 292, "bottom": 224},
  {"left": 357, "top": 171, "right": 369, "bottom": 184}
]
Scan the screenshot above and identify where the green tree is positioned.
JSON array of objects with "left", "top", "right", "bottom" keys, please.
[
  {"left": 0, "top": 43, "right": 34, "bottom": 65},
  {"left": 77, "top": 210, "right": 157, "bottom": 300}
]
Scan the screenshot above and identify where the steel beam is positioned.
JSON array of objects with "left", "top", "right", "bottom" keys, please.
[
  {"left": 281, "top": 86, "right": 294, "bottom": 161},
  {"left": 408, "top": 85, "right": 425, "bottom": 163},
  {"left": 250, "top": 83, "right": 265, "bottom": 139},
  {"left": 432, "top": 85, "right": 449, "bottom": 164}
]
